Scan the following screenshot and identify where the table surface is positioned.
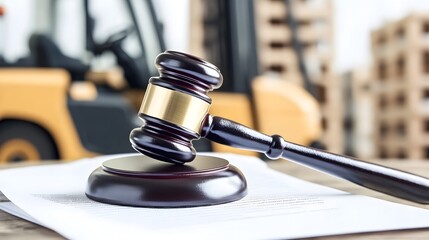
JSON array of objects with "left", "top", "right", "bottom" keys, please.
[{"left": 1, "top": 159, "right": 429, "bottom": 239}]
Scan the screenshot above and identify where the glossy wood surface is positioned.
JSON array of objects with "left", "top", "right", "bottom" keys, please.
[
  {"left": 86, "top": 155, "right": 247, "bottom": 207},
  {"left": 202, "top": 116, "right": 429, "bottom": 204}
]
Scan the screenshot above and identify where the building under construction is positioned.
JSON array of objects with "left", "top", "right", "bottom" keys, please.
[{"left": 372, "top": 13, "right": 429, "bottom": 159}]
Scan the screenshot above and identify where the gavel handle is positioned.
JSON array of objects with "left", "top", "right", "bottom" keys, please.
[{"left": 201, "top": 116, "right": 429, "bottom": 204}]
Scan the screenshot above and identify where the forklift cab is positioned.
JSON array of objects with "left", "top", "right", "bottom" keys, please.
[{"left": 0, "top": 0, "right": 166, "bottom": 161}]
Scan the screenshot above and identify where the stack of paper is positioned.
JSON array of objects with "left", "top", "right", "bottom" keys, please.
[{"left": 0, "top": 153, "right": 429, "bottom": 239}]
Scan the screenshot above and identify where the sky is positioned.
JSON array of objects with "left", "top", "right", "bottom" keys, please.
[{"left": 334, "top": 0, "right": 429, "bottom": 72}]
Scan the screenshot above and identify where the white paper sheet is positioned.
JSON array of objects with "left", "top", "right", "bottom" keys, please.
[{"left": 0, "top": 153, "right": 429, "bottom": 239}]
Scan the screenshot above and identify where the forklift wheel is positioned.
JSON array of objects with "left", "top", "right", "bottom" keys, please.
[{"left": 0, "top": 121, "right": 58, "bottom": 163}]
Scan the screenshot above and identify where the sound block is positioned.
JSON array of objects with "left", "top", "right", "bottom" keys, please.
[{"left": 85, "top": 154, "right": 247, "bottom": 208}]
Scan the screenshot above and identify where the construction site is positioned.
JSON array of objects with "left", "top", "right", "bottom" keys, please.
[{"left": 3, "top": 0, "right": 429, "bottom": 162}]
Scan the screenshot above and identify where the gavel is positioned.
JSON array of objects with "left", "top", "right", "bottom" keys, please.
[
  {"left": 87, "top": 51, "right": 429, "bottom": 207},
  {"left": 130, "top": 50, "right": 429, "bottom": 203}
]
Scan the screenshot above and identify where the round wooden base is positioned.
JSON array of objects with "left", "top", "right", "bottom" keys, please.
[{"left": 85, "top": 154, "right": 247, "bottom": 208}]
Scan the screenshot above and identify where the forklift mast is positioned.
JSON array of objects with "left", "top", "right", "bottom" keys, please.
[
  {"left": 201, "top": 0, "right": 315, "bottom": 96},
  {"left": 201, "top": 0, "right": 259, "bottom": 95}
]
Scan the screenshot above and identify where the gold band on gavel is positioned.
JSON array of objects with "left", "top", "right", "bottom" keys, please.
[{"left": 139, "top": 84, "right": 211, "bottom": 133}]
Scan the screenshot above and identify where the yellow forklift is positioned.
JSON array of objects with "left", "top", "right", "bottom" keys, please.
[{"left": 0, "top": 0, "right": 165, "bottom": 162}]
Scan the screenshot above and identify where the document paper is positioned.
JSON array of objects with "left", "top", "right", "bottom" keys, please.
[{"left": 1, "top": 153, "right": 429, "bottom": 239}]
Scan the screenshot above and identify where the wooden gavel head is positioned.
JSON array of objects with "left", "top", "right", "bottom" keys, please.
[{"left": 130, "top": 51, "right": 223, "bottom": 164}]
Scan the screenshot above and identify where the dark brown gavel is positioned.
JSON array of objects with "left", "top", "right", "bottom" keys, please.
[{"left": 130, "top": 51, "right": 429, "bottom": 204}]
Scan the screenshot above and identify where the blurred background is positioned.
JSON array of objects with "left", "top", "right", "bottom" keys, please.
[{"left": 1, "top": 0, "right": 429, "bottom": 163}]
